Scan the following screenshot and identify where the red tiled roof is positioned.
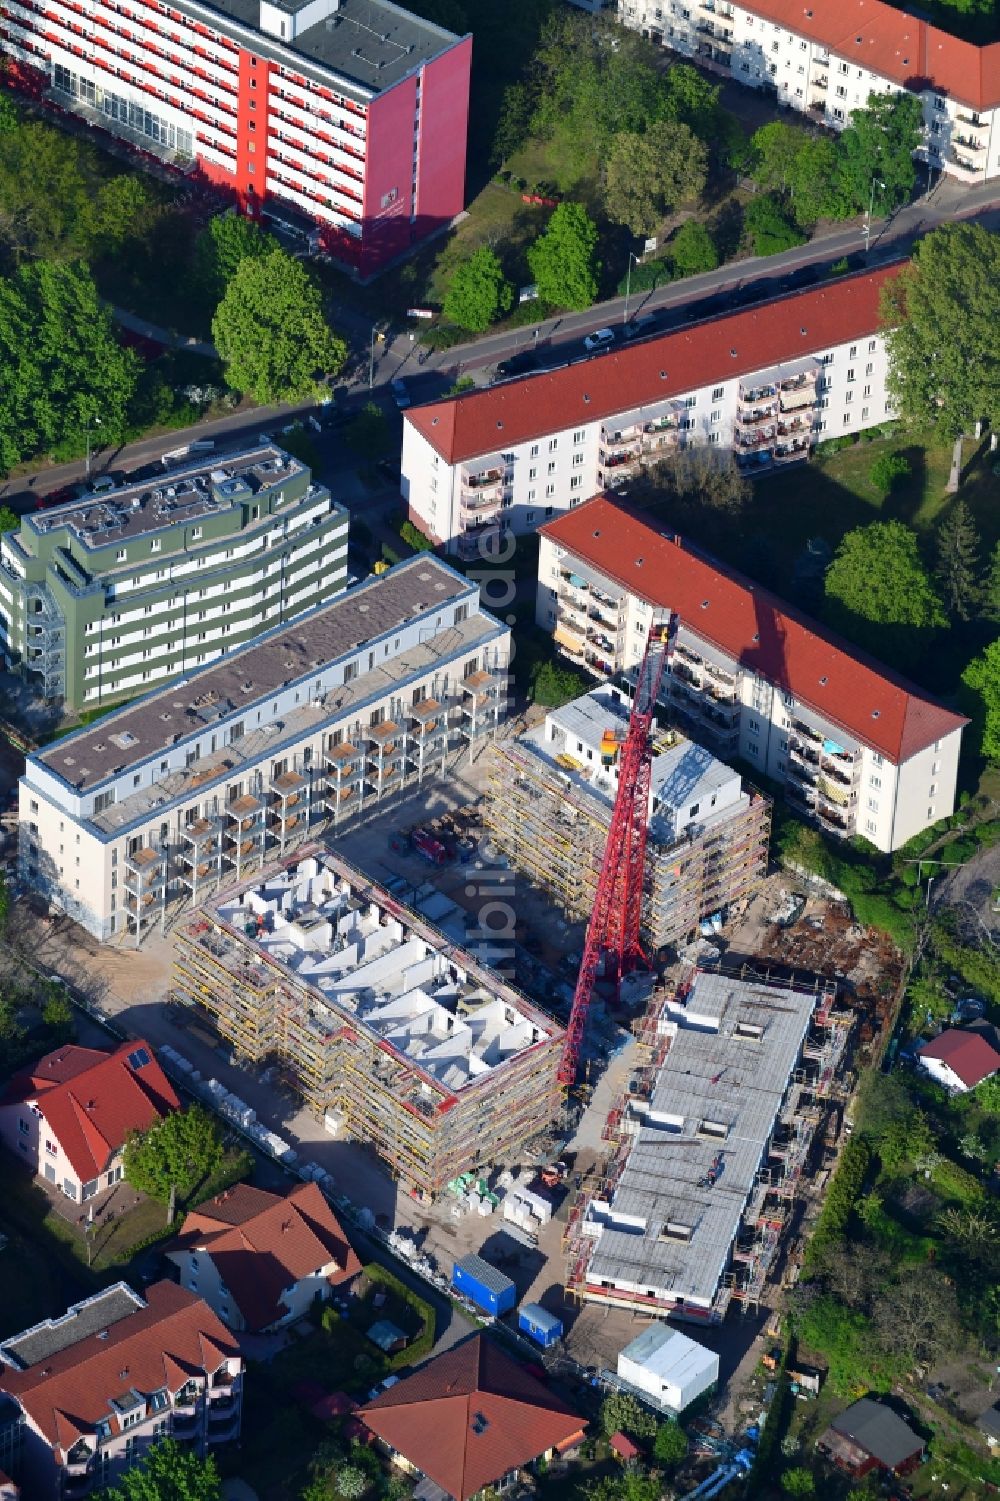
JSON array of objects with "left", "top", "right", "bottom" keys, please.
[
  {"left": 539, "top": 496, "right": 966, "bottom": 763},
  {"left": 406, "top": 268, "right": 902, "bottom": 466},
  {"left": 0, "top": 1282, "right": 238, "bottom": 1453},
  {"left": 744, "top": 0, "right": 1000, "bottom": 110},
  {"left": 4, "top": 1041, "right": 179, "bottom": 1184},
  {"left": 169, "top": 1182, "right": 361, "bottom": 1331},
  {"left": 918, "top": 1028, "right": 1000, "bottom": 1088},
  {"left": 360, "top": 1335, "right": 586, "bottom": 1501}
]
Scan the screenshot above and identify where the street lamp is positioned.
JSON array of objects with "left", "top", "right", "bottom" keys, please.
[
  {"left": 85, "top": 416, "right": 101, "bottom": 479},
  {"left": 863, "top": 177, "right": 885, "bottom": 255},
  {"left": 623, "top": 251, "right": 640, "bottom": 328}
]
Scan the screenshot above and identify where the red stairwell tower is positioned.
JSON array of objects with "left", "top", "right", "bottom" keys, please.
[{"left": 557, "top": 617, "right": 677, "bottom": 1086}]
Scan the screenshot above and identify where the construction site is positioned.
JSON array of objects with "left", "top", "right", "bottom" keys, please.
[
  {"left": 170, "top": 847, "right": 565, "bottom": 1201},
  {"left": 484, "top": 687, "right": 770, "bottom": 951},
  {"left": 562, "top": 963, "right": 853, "bottom": 1325}
]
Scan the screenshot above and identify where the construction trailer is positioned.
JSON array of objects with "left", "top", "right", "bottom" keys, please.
[
  {"left": 562, "top": 965, "right": 852, "bottom": 1323},
  {"left": 484, "top": 687, "right": 770, "bottom": 951},
  {"left": 171, "top": 848, "right": 564, "bottom": 1202},
  {"left": 452, "top": 1253, "right": 516, "bottom": 1316}
]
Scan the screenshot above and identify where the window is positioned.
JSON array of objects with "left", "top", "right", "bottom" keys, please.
[
  {"left": 849, "top": 344, "right": 857, "bottom": 358},
  {"left": 18, "top": 1119, "right": 29, "bottom": 1136},
  {"left": 151, "top": 538, "right": 161, "bottom": 553},
  {"left": 192, "top": 526, "right": 202, "bottom": 540},
  {"left": 846, "top": 368, "right": 855, "bottom": 382},
  {"left": 867, "top": 797, "right": 879, "bottom": 812},
  {"left": 530, "top": 444, "right": 539, "bottom": 457},
  {"left": 712, "top": 386, "right": 724, "bottom": 400},
  {"left": 870, "top": 774, "right": 882, "bottom": 789},
  {"left": 547, "top": 462, "right": 556, "bottom": 476},
  {"left": 528, "top": 466, "right": 537, "bottom": 480},
  {"left": 545, "top": 483, "right": 555, "bottom": 497},
  {"left": 573, "top": 429, "right": 585, "bottom": 444},
  {"left": 116, "top": 549, "right": 126, "bottom": 562},
  {"left": 683, "top": 395, "right": 697, "bottom": 409},
  {"left": 570, "top": 476, "right": 582, "bottom": 490},
  {"left": 572, "top": 452, "right": 584, "bottom": 467},
  {"left": 548, "top": 438, "right": 558, "bottom": 452}
]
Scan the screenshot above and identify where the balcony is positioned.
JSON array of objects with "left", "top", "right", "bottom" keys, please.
[
  {"left": 456, "top": 521, "right": 501, "bottom": 562},
  {"left": 778, "top": 376, "right": 817, "bottom": 412},
  {"left": 773, "top": 443, "right": 810, "bottom": 465},
  {"left": 739, "top": 381, "right": 777, "bottom": 404},
  {"left": 791, "top": 719, "right": 823, "bottom": 745},
  {"left": 736, "top": 404, "right": 778, "bottom": 427}
]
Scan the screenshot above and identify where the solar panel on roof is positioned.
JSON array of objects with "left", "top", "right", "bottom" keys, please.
[{"left": 127, "top": 1047, "right": 151, "bottom": 1070}]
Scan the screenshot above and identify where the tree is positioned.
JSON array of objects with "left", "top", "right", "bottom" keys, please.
[
  {"left": 0, "top": 506, "right": 17, "bottom": 533},
  {"left": 491, "top": 81, "right": 532, "bottom": 168},
  {"left": 92, "top": 175, "right": 155, "bottom": 254},
  {"left": 104, "top": 1440, "right": 220, "bottom": 1501},
  {"left": 984, "top": 540, "right": 1000, "bottom": 623},
  {"left": 345, "top": 402, "right": 390, "bottom": 461},
  {"left": 823, "top": 520, "right": 947, "bottom": 668},
  {"left": 670, "top": 221, "right": 718, "bottom": 278},
  {"left": 0, "top": 259, "right": 139, "bottom": 473},
  {"left": 0, "top": 93, "right": 18, "bottom": 135},
  {"left": 212, "top": 249, "right": 346, "bottom": 404},
  {"left": 935, "top": 499, "right": 981, "bottom": 621},
  {"left": 652, "top": 1421, "right": 687, "bottom": 1467},
  {"left": 41, "top": 983, "right": 74, "bottom": 1037},
  {"left": 443, "top": 246, "right": 513, "bottom": 333},
  {"left": 335, "top": 1469, "right": 367, "bottom": 1499},
  {"left": 0, "top": 122, "right": 100, "bottom": 262},
  {"left": 884, "top": 224, "right": 1000, "bottom": 437},
  {"left": 604, "top": 122, "right": 707, "bottom": 236},
  {"left": 750, "top": 121, "right": 813, "bottom": 193},
  {"left": 788, "top": 137, "right": 851, "bottom": 226},
  {"left": 660, "top": 62, "right": 721, "bottom": 136},
  {"left": 531, "top": 658, "right": 589, "bottom": 708},
  {"left": 961, "top": 639, "right": 1000, "bottom": 763},
  {"left": 780, "top": 1469, "right": 815, "bottom": 1497},
  {"left": 743, "top": 194, "right": 806, "bottom": 256},
  {"left": 639, "top": 445, "right": 749, "bottom": 535},
  {"left": 837, "top": 91, "right": 923, "bottom": 213},
  {"left": 599, "top": 1391, "right": 658, "bottom": 1441},
  {"left": 194, "top": 212, "right": 279, "bottom": 308},
  {"left": 869, "top": 452, "right": 910, "bottom": 495},
  {"left": 123, "top": 1105, "right": 223, "bottom": 1221},
  {"left": 527, "top": 202, "right": 600, "bottom": 311}
]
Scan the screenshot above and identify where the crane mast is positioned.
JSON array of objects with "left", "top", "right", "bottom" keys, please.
[{"left": 557, "top": 617, "right": 676, "bottom": 1086}]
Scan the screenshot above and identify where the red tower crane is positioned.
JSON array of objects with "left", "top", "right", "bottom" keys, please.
[{"left": 557, "top": 617, "right": 677, "bottom": 1086}]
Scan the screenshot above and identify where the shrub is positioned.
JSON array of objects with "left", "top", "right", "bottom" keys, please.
[{"left": 870, "top": 452, "right": 911, "bottom": 495}]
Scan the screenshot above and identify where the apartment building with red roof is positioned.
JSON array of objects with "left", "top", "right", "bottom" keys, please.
[
  {"left": 0, "top": 1280, "right": 242, "bottom": 1499},
  {"left": 166, "top": 1181, "right": 361, "bottom": 1331},
  {"left": 616, "top": 0, "right": 1000, "bottom": 185},
  {"left": 0, "top": 1040, "right": 179, "bottom": 1207},
  {"left": 535, "top": 495, "right": 965, "bottom": 852},
  {"left": 360, "top": 1335, "right": 586, "bottom": 1501},
  {"left": 401, "top": 267, "right": 902, "bottom": 560}
]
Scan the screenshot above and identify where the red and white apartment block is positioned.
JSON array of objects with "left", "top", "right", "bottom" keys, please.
[{"left": 0, "top": 0, "right": 471, "bottom": 276}]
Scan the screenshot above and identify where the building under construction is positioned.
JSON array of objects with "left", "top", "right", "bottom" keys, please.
[
  {"left": 172, "top": 848, "right": 564, "bottom": 1201},
  {"left": 485, "top": 688, "right": 770, "bottom": 950},
  {"left": 562, "top": 965, "right": 852, "bottom": 1323}
]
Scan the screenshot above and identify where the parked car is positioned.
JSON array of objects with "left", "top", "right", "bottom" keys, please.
[
  {"left": 583, "top": 327, "right": 615, "bottom": 352},
  {"left": 496, "top": 351, "right": 537, "bottom": 379},
  {"left": 391, "top": 378, "right": 411, "bottom": 410},
  {"left": 623, "top": 313, "right": 657, "bottom": 340},
  {"left": 35, "top": 485, "right": 76, "bottom": 510}
]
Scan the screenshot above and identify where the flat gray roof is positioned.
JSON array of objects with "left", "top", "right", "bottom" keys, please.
[
  {"left": 1, "top": 1285, "right": 143, "bottom": 1370},
  {"left": 586, "top": 969, "right": 817, "bottom": 1309},
  {"left": 37, "top": 557, "right": 469, "bottom": 794},
  {"left": 191, "top": 0, "right": 460, "bottom": 96},
  {"left": 28, "top": 444, "right": 305, "bottom": 553}
]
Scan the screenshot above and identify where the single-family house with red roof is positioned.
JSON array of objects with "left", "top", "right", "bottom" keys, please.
[
  {"left": 165, "top": 1182, "right": 361, "bottom": 1332},
  {"left": 0, "top": 1040, "right": 178, "bottom": 1205},
  {"left": 917, "top": 1028, "right": 1000, "bottom": 1094}
]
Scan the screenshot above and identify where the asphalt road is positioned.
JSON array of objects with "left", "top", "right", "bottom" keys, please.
[{"left": 7, "top": 171, "right": 1000, "bottom": 506}]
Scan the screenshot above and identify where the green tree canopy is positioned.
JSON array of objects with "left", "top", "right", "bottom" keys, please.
[
  {"left": 604, "top": 122, "right": 707, "bottom": 237},
  {"left": 837, "top": 91, "right": 922, "bottom": 213},
  {"left": 670, "top": 220, "right": 718, "bottom": 278},
  {"left": 780, "top": 1469, "right": 815, "bottom": 1497},
  {"left": 123, "top": 1105, "right": 223, "bottom": 1220},
  {"left": 0, "top": 259, "right": 139, "bottom": 474},
  {"left": 884, "top": 223, "right": 1000, "bottom": 437},
  {"left": 599, "top": 1390, "right": 658, "bottom": 1441},
  {"left": 0, "top": 122, "right": 100, "bottom": 262},
  {"left": 961, "top": 639, "right": 1000, "bottom": 763},
  {"left": 194, "top": 212, "right": 279, "bottom": 308},
  {"left": 652, "top": 1420, "right": 688, "bottom": 1466},
  {"left": 869, "top": 451, "right": 910, "bottom": 495},
  {"left": 743, "top": 194, "right": 806, "bottom": 256},
  {"left": 443, "top": 245, "right": 513, "bottom": 332},
  {"left": 345, "top": 402, "right": 390, "bottom": 461},
  {"left": 92, "top": 176, "right": 156, "bottom": 254},
  {"left": 212, "top": 248, "right": 346, "bottom": 403},
  {"left": 105, "top": 1440, "right": 220, "bottom": 1501},
  {"left": 0, "top": 506, "right": 18, "bottom": 533},
  {"left": 935, "top": 499, "right": 981, "bottom": 621},
  {"left": 823, "top": 520, "right": 947, "bottom": 668},
  {"left": 788, "top": 136, "right": 851, "bottom": 226},
  {"left": 527, "top": 202, "right": 600, "bottom": 311},
  {"left": 0, "top": 93, "right": 18, "bottom": 135},
  {"left": 750, "top": 121, "right": 813, "bottom": 193}
]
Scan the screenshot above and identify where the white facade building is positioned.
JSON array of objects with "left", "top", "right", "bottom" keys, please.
[
  {"left": 535, "top": 495, "right": 965, "bottom": 853},
  {"left": 18, "top": 557, "right": 509, "bottom": 943},
  {"left": 617, "top": 0, "right": 1000, "bottom": 185},
  {"left": 402, "top": 267, "right": 899, "bottom": 559},
  {"left": 616, "top": 1325, "right": 720, "bottom": 1415}
]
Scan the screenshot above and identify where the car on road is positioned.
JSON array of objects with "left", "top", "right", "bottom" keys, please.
[
  {"left": 583, "top": 327, "right": 615, "bottom": 351},
  {"left": 391, "top": 378, "right": 411, "bottom": 410},
  {"left": 35, "top": 485, "right": 76, "bottom": 510},
  {"left": 623, "top": 313, "right": 657, "bottom": 340},
  {"left": 496, "top": 351, "right": 538, "bottom": 379}
]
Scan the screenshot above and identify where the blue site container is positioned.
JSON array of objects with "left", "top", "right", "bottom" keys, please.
[
  {"left": 518, "top": 1303, "right": 563, "bottom": 1348},
  {"left": 452, "top": 1253, "right": 516, "bottom": 1316}
]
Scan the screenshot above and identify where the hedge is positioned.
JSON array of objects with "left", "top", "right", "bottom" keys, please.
[{"left": 802, "top": 1136, "right": 871, "bottom": 1271}]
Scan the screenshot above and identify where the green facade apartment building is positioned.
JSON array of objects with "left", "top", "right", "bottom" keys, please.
[{"left": 0, "top": 443, "right": 348, "bottom": 710}]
